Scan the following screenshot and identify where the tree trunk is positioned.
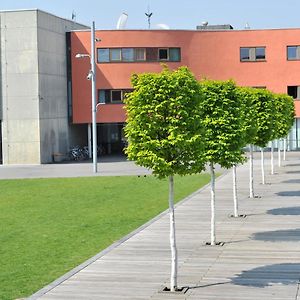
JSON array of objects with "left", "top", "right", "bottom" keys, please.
[
  {"left": 261, "top": 147, "right": 265, "bottom": 185},
  {"left": 271, "top": 141, "right": 274, "bottom": 175},
  {"left": 283, "top": 138, "right": 287, "bottom": 161},
  {"left": 210, "top": 162, "right": 216, "bottom": 245},
  {"left": 278, "top": 139, "right": 281, "bottom": 167},
  {"left": 168, "top": 175, "right": 178, "bottom": 292},
  {"left": 249, "top": 145, "right": 254, "bottom": 198},
  {"left": 233, "top": 165, "right": 238, "bottom": 217}
]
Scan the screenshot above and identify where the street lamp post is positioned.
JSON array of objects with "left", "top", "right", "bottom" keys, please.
[{"left": 76, "top": 21, "right": 99, "bottom": 173}]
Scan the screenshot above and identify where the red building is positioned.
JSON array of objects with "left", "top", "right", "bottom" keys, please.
[{"left": 69, "top": 26, "right": 300, "bottom": 154}]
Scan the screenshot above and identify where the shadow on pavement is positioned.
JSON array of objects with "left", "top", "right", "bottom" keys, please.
[
  {"left": 276, "top": 191, "right": 300, "bottom": 197},
  {"left": 252, "top": 228, "right": 300, "bottom": 242},
  {"left": 268, "top": 206, "right": 300, "bottom": 215},
  {"left": 231, "top": 263, "right": 300, "bottom": 287},
  {"left": 285, "top": 170, "right": 300, "bottom": 174},
  {"left": 281, "top": 179, "right": 300, "bottom": 184}
]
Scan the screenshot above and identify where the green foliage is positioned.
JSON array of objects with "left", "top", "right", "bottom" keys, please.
[
  {"left": 236, "top": 87, "right": 259, "bottom": 145},
  {"left": 272, "top": 93, "right": 295, "bottom": 139},
  {"left": 0, "top": 174, "right": 213, "bottom": 300},
  {"left": 251, "top": 89, "right": 275, "bottom": 147},
  {"left": 125, "top": 67, "right": 206, "bottom": 178},
  {"left": 199, "top": 79, "right": 246, "bottom": 168}
]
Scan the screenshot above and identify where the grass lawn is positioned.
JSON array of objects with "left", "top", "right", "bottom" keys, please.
[{"left": 0, "top": 173, "right": 213, "bottom": 300}]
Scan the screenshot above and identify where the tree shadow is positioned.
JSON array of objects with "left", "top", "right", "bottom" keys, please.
[
  {"left": 231, "top": 263, "right": 300, "bottom": 287},
  {"left": 276, "top": 191, "right": 300, "bottom": 197},
  {"left": 252, "top": 228, "right": 300, "bottom": 242},
  {"left": 268, "top": 206, "right": 300, "bottom": 215},
  {"left": 281, "top": 179, "right": 300, "bottom": 184}
]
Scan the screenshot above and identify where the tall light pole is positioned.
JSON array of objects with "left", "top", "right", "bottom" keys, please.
[{"left": 76, "top": 21, "right": 99, "bottom": 173}]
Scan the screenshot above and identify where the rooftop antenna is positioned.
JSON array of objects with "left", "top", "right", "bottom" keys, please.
[
  {"left": 117, "top": 12, "right": 128, "bottom": 29},
  {"left": 245, "top": 22, "right": 250, "bottom": 29},
  {"left": 71, "top": 10, "right": 76, "bottom": 21},
  {"left": 145, "top": 5, "right": 153, "bottom": 29}
]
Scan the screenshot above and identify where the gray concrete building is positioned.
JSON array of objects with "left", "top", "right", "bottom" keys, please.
[{"left": 0, "top": 9, "right": 88, "bottom": 164}]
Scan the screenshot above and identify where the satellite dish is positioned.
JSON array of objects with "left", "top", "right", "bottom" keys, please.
[
  {"left": 117, "top": 13, "right": 128, "bottom": 29},
  {"left": 202, "top": 21, "right": 208, "bottom": 26},
  {"left": 156, "top": 23, "right": 170, "bottom": 30}
]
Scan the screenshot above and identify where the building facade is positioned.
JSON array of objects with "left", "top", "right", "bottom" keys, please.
[
  {"left": 69, "top": 27, "right": 300, "bottom": 155},
  {"left": 0, "top": 9, "right": 88, "bottom": 164}
]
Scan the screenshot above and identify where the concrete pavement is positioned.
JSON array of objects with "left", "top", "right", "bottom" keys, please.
[{"left": 26, "top": 151, "right": 300, "bottom": 299}]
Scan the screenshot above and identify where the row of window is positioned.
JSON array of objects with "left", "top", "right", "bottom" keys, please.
[
  {"left": 240, "top": 46, "right": 300, "bottom": 62},
  {"left": 97, "top": 47, "right": 181, "bottom": 63},
  {"left": 98, "top": 86, "right": 300, "bottom": 104}
]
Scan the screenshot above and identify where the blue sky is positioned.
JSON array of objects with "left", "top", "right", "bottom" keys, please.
[{"left": 0, "top": 0, "right": 300, "bottom": 30}]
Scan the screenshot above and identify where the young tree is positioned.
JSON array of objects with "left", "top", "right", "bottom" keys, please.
[
  {"left": 272, "top": 94, "right": 295, "bottom": 166},
  {"left": 125, "top": 66, "right": 206, "bottom": 292},
  {"left": 236, "top": 87, "right": 258, "bottom": 200},
  {"left": 199, "top": 80, "right": 246, "bottom": 244},
  {"left": 251, "top": 89, "right": 275, "bottom": 185}
]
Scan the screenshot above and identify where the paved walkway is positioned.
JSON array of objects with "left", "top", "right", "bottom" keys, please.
[{"left": 29, "top": 152, "right": 300, "bottom": 299}]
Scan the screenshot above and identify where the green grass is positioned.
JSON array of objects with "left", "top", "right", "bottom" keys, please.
[{"left": 0, "top": 173, "right": 212, "bottom": 300}]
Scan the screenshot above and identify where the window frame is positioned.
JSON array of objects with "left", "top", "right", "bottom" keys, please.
[
  {"left": 158, "top": 48, "right": 169, "bottom": 61},
  {"left": 240, "top": 46, "right": 266, "bottom": 62},
  {"left": 287, "top": 45, "right": 300, "bottom": 61}
]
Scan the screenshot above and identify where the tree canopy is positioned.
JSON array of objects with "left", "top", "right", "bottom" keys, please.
[{"left": 124, "top": 66, "right": 206, "bottom": 178}]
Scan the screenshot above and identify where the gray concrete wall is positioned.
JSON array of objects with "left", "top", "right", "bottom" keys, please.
[
  {"left": 37, "top": 10, "right": 88, "bottom": 163},
  {"left": 0, "top": 10, "right": 40, "bottom": 164},
  {"left": 0, "top": 9, "right": 88, "bottom": 164}
]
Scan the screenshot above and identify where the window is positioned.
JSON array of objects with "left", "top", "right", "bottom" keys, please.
[
  {"left": 98, "top": 48, "right": 109, "bottom": 62},
  {"left": 98, "top": 89, "right": 133, "bottom": 104},
  {"left": 287, "top": 46, "right": 300, "bottom": 60},
  {"left": 122, "top": 48, "right": 134, "bottom": 62},
  {"left": 97, "top": 47, "right": 181, "bottom": 63},
  {"left": 288, "top": 86, "right": 300, "bottom": 99},
  {"left": 110, "top": 48, "right": 121, "bottom": 61},
  {"left": 159, "top": 48, "right": 169, "bottom": 60},
  {"left": 169, "top": 48, "right": 181, "bottom": 61},
  {"left": 111, "top": 90, "right": 122, "bottom": 102},
  {"left": 240, "top": 47, "right": 266, "bottom": 62},
  {"left": 135, "top": 48, "right": 146, "bottom": 61}
]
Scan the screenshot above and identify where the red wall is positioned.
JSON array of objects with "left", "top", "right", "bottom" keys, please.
[{"left": 71, "top": 28, "right": 300, "bottom": 123}]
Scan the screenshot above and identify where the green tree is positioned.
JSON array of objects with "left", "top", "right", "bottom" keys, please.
[
  {"left": 251, "top": 89, "right": 275, "bottom": 185},
  {"left": 125, "top": 66, "right": 206, "bottom": 291},
  {"left": 199, "top": 79, "right": 246, "bottom": 244}
]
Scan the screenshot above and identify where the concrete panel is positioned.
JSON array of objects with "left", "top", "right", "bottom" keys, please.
[
  {"left": 4, "top": 73, "right": 39, "bottom": 97},
  {"left": 38, "top": 53, "right": 66, "bottom": 76},
  {"left": 1, "top": 28, "right": 37, "bottom": 51},
  {"left": 6, "top": 97, "right": 39, "bottom": 120},
  {"left": 6, "top": 119, "right": 40, "bottom": 142},
  {"left": 0, "top": 10, "right": 37, "bottom": 29},
  {"left": 3, "top": 141, "right": 40, "bottom": 164},
  {"left": 5, "top": 49, "right": 38, "bottom": 74}
]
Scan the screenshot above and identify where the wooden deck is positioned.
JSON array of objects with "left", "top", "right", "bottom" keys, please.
[{"left": 30, "top": 153, "right": 300, "bottom": 299}]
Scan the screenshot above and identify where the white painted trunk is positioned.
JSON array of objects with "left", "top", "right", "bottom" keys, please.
[
  {"left": 278, "top": 139, "right": 281, "bottom": 167},
  {"left": 283, "top": 138, "right": 287, "bottom": 161},
  {"left": 210, "top": 162, "right": 216, "bottom": 245},
  {"left": 271, "top": 141, "right": 274, "bottom": 175},
  {"left": 233, "top": 165, "right": 238, "bottom": 217},
  {"left": 261, "top": 147, "right": 265, "bottom": 185},
  {"left": 249, "top": 145, "right": 254, "bottom": 198},
  {"left": 168, "top": 175, "right": 178, "bottom": 292}
]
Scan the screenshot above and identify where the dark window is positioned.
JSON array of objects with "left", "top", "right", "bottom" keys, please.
[
  {"left": 159, "top": 48, "right": 169, "bottom": 60},
  {"left": 98, "top": 48, "right": 109, "bottom": 62},
  {"left": 240, "top": 48, "right": 250, "bottom": 61},
  {"left": 288, "top": 86, "right": 299, "bottom": 99},
  {"left": 111, "top": 90, "right": 122, "bottom": 102},
  {"left": 146, "top": 48, "right": 158, "bottom": 61},
  {"left": 255, "top": 47, "right": 265, "bottom": 60},
  {"left": 287, "top": 46, "right": 300, "bottom": 60}
]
